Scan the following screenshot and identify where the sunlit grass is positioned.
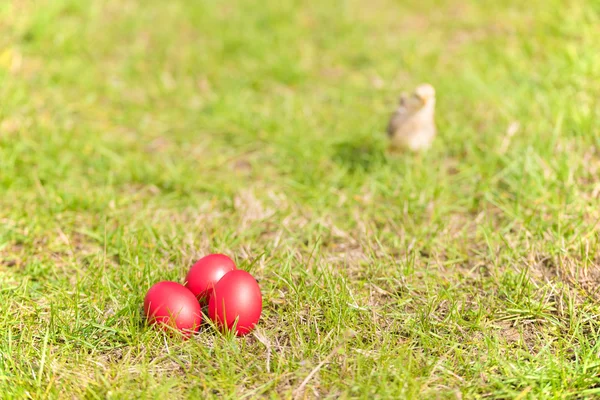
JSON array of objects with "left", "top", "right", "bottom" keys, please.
[{"left": 1, "top": 0, "right": 600, "bottom": 398}]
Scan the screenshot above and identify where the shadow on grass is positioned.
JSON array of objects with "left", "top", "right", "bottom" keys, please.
[{"left": 332, "top": 140, "right": 387, "bottom": 173}]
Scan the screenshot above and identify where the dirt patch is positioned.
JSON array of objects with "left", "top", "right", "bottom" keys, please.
[
  {"left": 528, "top": 252, "right": 600, "bottom": 301},
  {"left": 0, "top": 226, "right": 109, "bottom": 283},
  {"left": 0, "top": 242, "right": 24, "bottom": 268},
  {"left": 493, "top": 320, "right": 538, "bottom": 350},
  {"left": 234, "top": 189, "right": 277, "bottom": 229}
]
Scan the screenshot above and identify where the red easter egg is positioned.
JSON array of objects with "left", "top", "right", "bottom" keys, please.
[
  {"left": 144, "top": 281, "right": 202, "bottom": 338},
  {"left": 208, "top": 270, "right": 262, "bottom": 336},
  {"left": 185, "top": 254, "right": 236, "bottom": 302}
]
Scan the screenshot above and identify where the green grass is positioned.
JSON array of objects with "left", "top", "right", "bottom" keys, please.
[{"left": 1, "top": 0, "right": 600, "bottom": 398}]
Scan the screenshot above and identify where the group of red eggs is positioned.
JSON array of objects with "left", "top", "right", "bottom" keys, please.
[{"left": 143, "top": 254, "right": 262, "bottom": 338}]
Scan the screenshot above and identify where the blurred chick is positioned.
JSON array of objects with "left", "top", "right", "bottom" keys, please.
[{"left": 386, "top": 83, "right": 437, "bottom": 152}]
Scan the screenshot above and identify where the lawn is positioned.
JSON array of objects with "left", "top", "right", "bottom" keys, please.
[{"left": 1, "top": 0, "right": 600, "bottom": 398}]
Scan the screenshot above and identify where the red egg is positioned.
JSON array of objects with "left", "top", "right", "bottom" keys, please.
[
  {"left": 208, "top": 270, "right": 262, "bottom": 336},
  {"left": 185, "top": 254, "right": 236, "bottom": 302},
  {"left": 143, "top": 281, "right": 202, "bottom": 338}
]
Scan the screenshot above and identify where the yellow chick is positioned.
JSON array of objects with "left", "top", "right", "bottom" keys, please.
[{"left": 386, "top": 83, "right": 437, "bottom": 152}]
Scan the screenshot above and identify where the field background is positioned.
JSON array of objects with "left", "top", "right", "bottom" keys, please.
[{"left": 1, "top": 0, "right": 600, "bottom": 398}]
